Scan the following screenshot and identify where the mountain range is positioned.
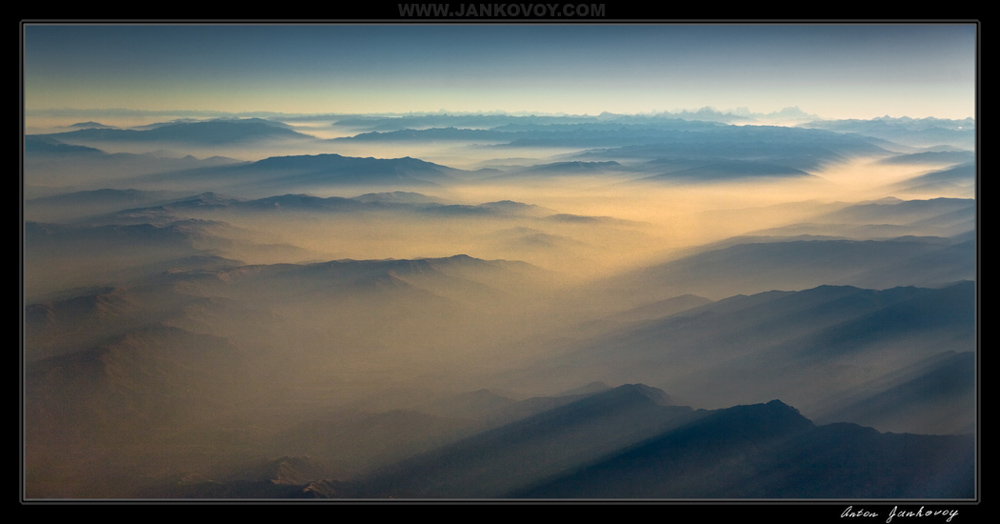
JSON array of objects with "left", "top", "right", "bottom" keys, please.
[
  {"left": 124, "top": 388, "right": 974, "bottom": 500},
  {"left": 22, "top": 111, "right": 977, "bottom": 501}
]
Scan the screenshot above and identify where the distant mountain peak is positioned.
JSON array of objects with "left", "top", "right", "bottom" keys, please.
[
  {"left": 706, "top": 399, "right": 813, "bottom": 434},
  {"left": 67, "top": 121, "right": 115, "bottom": 129},
  {"left": 764, "top": 398, "right": 797, "bottom": 411},
  {"left": 615, "top": 383, "right": 675, "bottom": 405},
  {"left": 579, "top": 383, "right": 676, "bottom": 408},
  {"left": 559, "top": 381, "right": 611, "bottom": 396}
]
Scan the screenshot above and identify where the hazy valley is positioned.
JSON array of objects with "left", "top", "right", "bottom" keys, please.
[{"left": 22, "top": 111, "right": 976, "bottom": 500}]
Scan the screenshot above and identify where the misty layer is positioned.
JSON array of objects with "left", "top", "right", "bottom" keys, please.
[{"left": 22, "top": 114, "right": 976, "bottom": 499}]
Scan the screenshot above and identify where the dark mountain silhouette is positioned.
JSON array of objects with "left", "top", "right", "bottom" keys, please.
[
  {"left": 247, "top": 153, "right": 453, "bottom": 178},
  {"left": 349, "top": 384, "right": 701, "bottom": 498},
  {"left": 120, "top": 395, "right": 974, "bottom": 500},
  {"left": 515, "top": 399, "right": 974, "bottom": 498},
  {"left": 240, "top": 383, "right": 632, "bottom": 486},
  {"left": 100, "top": 191, "right": 558, "bottom": 224},
  {"left": 351, "top": 191, "right": 446, "bottom": 205},
  {"left": 548, "top": 281, "right": 975, "bottom": 432},
  {"left": 36, "top": 119, "right": 315, "bottom": 145},
  {"left": 67, "top": 121, "right": 117, "bottom": 129},
  {"left": 146, "top": 153, "right": 462, "bottom": 189},
  {"left": 24, "top": 136, "right": 244, "bottom": 192},
  {"left": 25, "top": 135, "right": 105, "bottom": 155},
  {"left": 235, "top": 193, "right": 367, "bottom": 213}
]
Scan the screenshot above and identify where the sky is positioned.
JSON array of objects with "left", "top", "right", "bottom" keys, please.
[{"left": 22, "top": 22, "right": 977, "bottom": 120}]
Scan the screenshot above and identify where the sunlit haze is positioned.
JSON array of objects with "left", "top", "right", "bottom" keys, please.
[{"left": 21, "top": 21, "right": 978, "bottom": 502}]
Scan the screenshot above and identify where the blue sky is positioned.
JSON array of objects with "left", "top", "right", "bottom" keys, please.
[{"left": 22, "top": 23, "right": 977, "bottom": 119}]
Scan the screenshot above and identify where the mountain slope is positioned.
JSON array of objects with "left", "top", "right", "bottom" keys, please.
[
  {"left": 515, "top": 400, "right": 974, "bottom": 499},
  {"left": 350, "top": 384, "right": 701, "bottom": 498},
  {"left": 539, "top": 281, "right": 975, "bottom": 432},
  {"left": 36, "top": 119, "right": 315, "bottom": 145},
  {"left": 141, "top": 153, "right": 464, "bottom": 191},
  {"left": 603, "top": 235, "right": 974, "bottom": 302}
]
